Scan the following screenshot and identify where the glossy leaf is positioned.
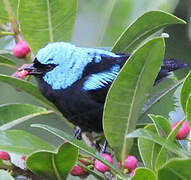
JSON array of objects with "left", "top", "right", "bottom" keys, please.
[
  {"left": 0, "top": 129, "right": 54, "bottom": 154},
  {"left": 0, "top": 53, "right": 17, "bottom": 69},
  {"left": 27, "top": 143, "right": 78, "bottom": 180},
  {"left": 0, "top": 103, "right": 53, "bottom": 130},
  {"left": 19, "top": 0, "right": 77, "bottom": 54},
  {"left": 0, "top": 74, "right": 60, "bottom": 114},
  {"left": 112, "top": 10, "right": 186, "bottom": 53},
  {"left": 155, "top": 120, "right": 183, "bottom": 171},
  {"left": 180, "top": 71, "right": 191, "bottom": 113},
  {"left": 148, "top": 114, "right": 171, "bottom": 137},
  {"left": 133, "top": 168, "right": 156, "bottom": 180},
  {"left": 0, "top": 170, "right": 14, "bottom": 180},
  {"left": 138, "top": 125, "right": 161, "bottom": 169},
  {"left": 186, "top": 94, "right": 191, "bottom": 127},
  {"left": 126, "top": 128, "right": 190, "bottom": 158},
  {"left": 139, "top": 79, "right": 183, "bottom": 123},
  {"left": 104, "top": 37, "right": 165, "bottom": 162},
  {"left": 31, "top": 123, "right": 120, "bottom": 176},
  {"left": 158, "top": 158, "right": 191, "bottom": 180}
]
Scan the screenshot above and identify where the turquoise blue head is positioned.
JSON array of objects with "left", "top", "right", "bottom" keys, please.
[{"left": 24, "top": 42, "right": 119, "bottom": 90}]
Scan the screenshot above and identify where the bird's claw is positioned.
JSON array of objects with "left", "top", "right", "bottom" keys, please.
[{"left": 74, "top": 127, "right": 82, "bottom": 140}]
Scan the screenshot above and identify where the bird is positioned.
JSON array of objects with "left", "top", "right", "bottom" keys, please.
[{"left": 22, "top": 42, "right": 188, "bottom": 134}]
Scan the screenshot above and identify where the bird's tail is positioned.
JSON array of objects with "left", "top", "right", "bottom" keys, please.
[{"left": 154, "top": 58, "right": 188, "bottom": 85}]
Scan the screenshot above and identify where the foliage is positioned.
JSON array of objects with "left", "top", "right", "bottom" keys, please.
[{"left": 0, "top": 0, "right": 190, "bottom": 179}]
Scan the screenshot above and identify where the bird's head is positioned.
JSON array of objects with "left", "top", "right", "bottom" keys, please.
[{"left": 21, "top": 42, "right": 93, "bottom": 90}]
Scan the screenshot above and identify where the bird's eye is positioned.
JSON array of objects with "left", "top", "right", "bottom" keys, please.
[{"left": 46, "top": 64, "right": 56, "bottom": 71}]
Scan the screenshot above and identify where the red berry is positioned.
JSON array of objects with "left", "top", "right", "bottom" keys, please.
[
  {"left": 70, "top": 165, "right": 85, "bottom": 176},
  {"left": 21, "top": 156, "right": 26, "bottom": 161},
  {"left": 118, "top": 155, "right": 138, "bottom": 172},
  {"left": 172, "top": 120, "right": 190, "bottom": 140},
  {"left": 0, "top": 151, "right": 10, "bottom": 160},
  {"left": 125, "top": 155, "right": 138, "bottom": 172},
  {"left": 94, "top": 153, "right": 113, "bottom": 173},
  {"left": 12, "top": 69, "right": 29, "bottom": 80},
  {"left": 13, "top": 41, "right": 30, "bottom": 58}
]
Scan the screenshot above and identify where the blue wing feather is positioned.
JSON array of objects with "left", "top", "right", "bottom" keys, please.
[{"left": 83, "top": 64, "right": 121, "bottom": 91}]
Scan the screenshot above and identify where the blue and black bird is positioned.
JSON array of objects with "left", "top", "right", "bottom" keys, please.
[{"left": 23, "top": 42, "right": 188, "bottom": 133}]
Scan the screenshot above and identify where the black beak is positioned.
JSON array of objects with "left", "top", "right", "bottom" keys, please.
[{"left": 19, "top": 63, "right": 43, "bottom": 75}]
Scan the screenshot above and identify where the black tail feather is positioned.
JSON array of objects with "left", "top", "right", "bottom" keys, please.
[{"left": 154, "top": 58, "right": 188, "bottom": 85}]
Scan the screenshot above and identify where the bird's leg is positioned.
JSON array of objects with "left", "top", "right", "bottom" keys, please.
[
  {"left": 100, "top": 140, "right": 108, "bottom": 154},
  {"left": 81, "top": 132, "right": 100, "bottom": 151},
  {"left": 74, "top": 126, "right": 82, "bottom": 140}
]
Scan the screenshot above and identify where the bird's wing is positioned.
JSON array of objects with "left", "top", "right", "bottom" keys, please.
[{"left": 82, "top": 53, "right": 129, "bottom": 103}]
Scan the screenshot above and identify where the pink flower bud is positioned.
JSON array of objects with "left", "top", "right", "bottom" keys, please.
[
  {"left": 94, "top": 153, "right": 113, "bottom": 173},
  {"left": 118, "top": 155, "right": 138, "bottom": 172},
  {"left": 0, "top": 151, "right": 10, "bottom": 160},
  {"left": 13, "top": 41, "right": 30, "bottom": 58},
  {"left": 172, "top": 120, "right": 190, "bottom": 140},
  {"left": 70, "top": 165, "right": 85, "bottom": 176}
]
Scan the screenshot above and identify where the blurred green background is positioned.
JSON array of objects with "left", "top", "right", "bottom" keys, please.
[{"left": 0, "top": 0, "right": 191, "bottom": 179}]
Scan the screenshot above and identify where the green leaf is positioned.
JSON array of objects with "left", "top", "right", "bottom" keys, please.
[
  {"left": 158, "top": 158, "right": 191, "bottom": 180},
  {"left": 0, "top": 170, "right": 14, "bottom": 180},
  {"left": 154, "top": 120, "right": 184, "bottom": 171},
  {"left": 148, "top": 114, "right": 171, "bottom": 137},
  {"left": 186, "top": 94, "right": 191, "bottom": 127},
  {"left": 0, "top": 103, "right": 53, "bottom": 130},
  {"left": 126, "top": 128, "right": 190, "bottom": 158},
  {"left": 0, "top": 74, "right": 60, "bottom": 114},
  {"left": 19, "top": 0, "right": 77, "bottom": 54},
  {"left": 0, "top": 130, "right": 54, "bottom": 154},
  {"left": 132, "top": 168, "right": 156, "bottom": 180},
  {"left": 103, "top": 37, "right": 165, "bottom": 162},
  {"left": 112, "top": 10, "right": 186, "bottom": 53},
  {"left": 0, "top": 53, "right": 17, "bottom": 69},
  {"left": 31, "top": 124, "right": 120, "bottom": 176},
  {"left": 180, "top": 72, "right": 191, "bottom": 113},
  {"left": 26, "top": 143, "right": 78, "bottom": 180},
  {"left": 138, "top": 125, "right": 161, "bottom": 170},
  {"left": 139, "top": 79, "right": 183, "bottom": 123}
]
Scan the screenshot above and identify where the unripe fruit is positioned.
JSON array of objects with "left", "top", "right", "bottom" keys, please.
[
  {"left": 118, "top": 155, "right": 138, "bottom": 172},
  {"left": 0, "top": 151, "right": 10, "bottom": 160},
  {"left": 13, "top": 41, "right": 30, "bottom": 58},
  {"left": 70, "top": 165, "right": 85, "bottom": 176},
  {"left": 172, "top": 120, "right": 190, "bottom": 140},
  {"left": 94, "top": 153, "right": 113, "bottom": 173}
]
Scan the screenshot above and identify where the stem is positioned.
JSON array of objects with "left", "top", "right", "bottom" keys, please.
[
  {"left": 0, "top": 23, "right": 10, "bottom": 31},
  {"left": 3, "top": 0, "right": 22, "bottom": 42},
  {"left": 0, "top": 31, "right": 15, "bottom": 36}
]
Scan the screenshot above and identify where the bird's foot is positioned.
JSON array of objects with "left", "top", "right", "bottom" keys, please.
[{"left": 74, "top": 126, "right": 82, "bottom": 140}]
